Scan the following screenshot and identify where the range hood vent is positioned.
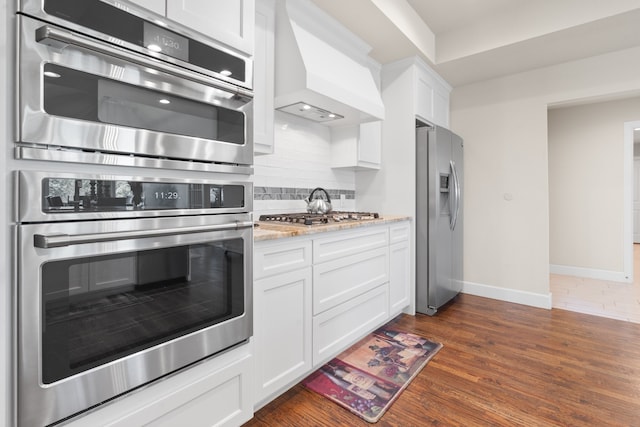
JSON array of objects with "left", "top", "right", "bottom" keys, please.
[
  {"left": 274, "top": 0, "right": 385, "bottom": 126},
  {"left": 278, "top": 102, "right": 344, "bottom": 122}
]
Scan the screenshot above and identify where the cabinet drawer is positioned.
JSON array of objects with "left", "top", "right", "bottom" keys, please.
[
  {"left": 313, "top": 247, "right": 388, "bottom": 315},
  {"left": 389, "top": 221, "right": 410, "bottom": 244},
  {"left": 312, "top": 284, "right": 389, "bottom": 367},
  {"left": 313, "top": 227, "right": 388, "bottom": 264},
  {"left": 254, "top": 239, "right": 312, "bottom": 279}
]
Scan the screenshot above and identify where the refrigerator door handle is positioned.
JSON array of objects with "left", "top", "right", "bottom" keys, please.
[{"left": 450, "top": 160, "right": 460, "bottom": 230}]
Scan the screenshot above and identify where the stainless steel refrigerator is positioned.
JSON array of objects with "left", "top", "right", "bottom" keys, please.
[{"left": 416, "top": 124, "right": 463, "bottom": 315}]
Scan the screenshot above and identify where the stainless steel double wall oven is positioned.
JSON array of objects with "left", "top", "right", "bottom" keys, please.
[{"left": 14, "top": 1, "right": 254, "bottom": 426}]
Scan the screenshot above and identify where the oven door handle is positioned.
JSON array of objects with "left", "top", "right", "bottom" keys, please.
[
  {"left": 33, "top": 221, "right": 254, "bottom": 249},
  {"left": 34, "top": 24, "right": 253, "bottom": 101}
]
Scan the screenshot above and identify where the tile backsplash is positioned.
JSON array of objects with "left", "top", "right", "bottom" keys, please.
[
  {"left": 254, "top": 186, "right": 355, "bottom": 201},
  {"left": 253, "top": 111, "right": 357, "bottom": 216}
]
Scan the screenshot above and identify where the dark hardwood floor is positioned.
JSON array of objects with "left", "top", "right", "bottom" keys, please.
[{"left": 244, "top": 294, "right": 640, "bottom": 426}]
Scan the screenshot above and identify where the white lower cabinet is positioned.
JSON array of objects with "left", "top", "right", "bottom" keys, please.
[
  {"left": 253, "top": 238, "right": 313, "bottom": 408},
  {"left": 254, "top": 267, "right": 312, "bottom": 406},
  {"left": 253, "top": 220, "right": 411, "bottom": 409},
  {"left": 66, "top": 343, "right": 254, "bottom": 427},
  {"left": 389, "top": 222, "right": 411, "bottom": 316}
]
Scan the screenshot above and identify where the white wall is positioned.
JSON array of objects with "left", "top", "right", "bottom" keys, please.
[
  {"left": 253, "top": 111, "right": 357, "bottom": 216},
  {"left": 450, "top": 45, "right": 640, "bottom": 307},
  {"left": 548, "top": 97, "right": 640, "bottom": 276}
]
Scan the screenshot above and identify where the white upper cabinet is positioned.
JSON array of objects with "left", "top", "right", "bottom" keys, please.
[
  {"left": 128, "top": 0, "right": 255, "bottom": 55},
  {"left": 414, "top": 60, "right": 450, "bottom": 127},
  {"left": 167, "top": 0, "right": 255, "bottom": 55},
  {"left": 330, "top": 121, "right": 382, "bottom": 170},
  {"left": 254, "top": 0, "right": 275, "bottom": 155},
  {"left": 383, "top": 57, "right": 451, "bottom": 128}
]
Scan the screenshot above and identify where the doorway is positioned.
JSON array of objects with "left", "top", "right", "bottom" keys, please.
[{"left": 548, "top": 106, "right": 640, "bottom": 323}]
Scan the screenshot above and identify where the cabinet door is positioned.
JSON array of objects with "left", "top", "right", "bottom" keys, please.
[
  {"left": 415, "top": 68, "right": 434, "bottom": 124},
  {"left": 330, "top": 122, "right": 381, "bottom": 170},
  {"left": 358, "top": 121, "right": 382, "bottom": 166},
  {"left": 433, "top": 87, "right": 450, "bottom": 127},
  {"left": 254, "top": 267, "right": 312, "bottom": 406},
  {"left": 167, "top": 0, "right": 255, "bottom": 55},
  {"left": 254, "top": 0, "right": 275, "bottom": 154},
  {"left": 127, "top": 0, "right": 166, "bottom": 15},
  {"left": 389, "top": 240, "right": 410, "bottom": 315}
]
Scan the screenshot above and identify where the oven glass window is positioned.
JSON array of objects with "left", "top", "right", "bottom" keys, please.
[
  {"left": 41, "top": 240, "right": 245, "bottom": 384},
  {"left": 42, "top": 63, "right": 245, "bottom": 145}
]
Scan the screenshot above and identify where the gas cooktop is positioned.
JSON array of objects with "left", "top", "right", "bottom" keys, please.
[{"left": 258, "top": 211, "right": 380, "bottom": 226}]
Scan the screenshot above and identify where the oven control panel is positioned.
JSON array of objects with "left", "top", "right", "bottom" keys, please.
[{"left": 17, "top": 171, "right": 252, "bottom": 222}]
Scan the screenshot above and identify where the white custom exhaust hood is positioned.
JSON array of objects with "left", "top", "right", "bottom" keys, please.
[{"left": 274, "top": 0, "right": 385, "bottom": 126}]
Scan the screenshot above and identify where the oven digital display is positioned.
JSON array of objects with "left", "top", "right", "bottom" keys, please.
[
  {"left": 143, "top": 183, "right": 190, "bottom": 209},
  {"left": 143, "top": 22, "right": 189, "bottom": 62}
]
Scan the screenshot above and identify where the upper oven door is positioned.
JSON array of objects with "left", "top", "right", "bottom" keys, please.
[{"left": 18, "top": 14, "right": 254, "bottom": 167}]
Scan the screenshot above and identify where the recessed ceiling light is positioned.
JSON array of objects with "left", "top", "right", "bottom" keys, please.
[
  {"left": 220, "top": 70, "right": 232, "bottom": 77},
  {"left": 147, "top": 44, "right": 162, "bottom": 52},
  {"left": 44, "top": 71, "right": 61, "bottom": 78},
  {"left": 159, "top": 99, "right": 170, "bottom": 104},
  {"left": 302, "top": 104, "right": 311, "bottom": 110}
]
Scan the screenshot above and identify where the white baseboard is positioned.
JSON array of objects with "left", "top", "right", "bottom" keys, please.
[
  {"left": 462, "top": 281, "right": 552, "bottom": 309},
  {"left": 549, "top": 264, "right": 631, "bottom": 283}
]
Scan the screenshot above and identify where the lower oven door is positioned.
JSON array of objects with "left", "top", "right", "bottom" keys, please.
[{"left": 17, "top": 214, "right": 253, "bottom": 427}]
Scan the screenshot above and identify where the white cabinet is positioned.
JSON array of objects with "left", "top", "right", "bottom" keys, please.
[
  {"left": 389, "top": 222, "right": 411, "bottom": 316},
  {"left": 253, "top": 221, "right": 411, "bottom": 408},
  {"left": 66, "top": 343, "right": 254, "bottom": 427},
  {"left": 167, "top": 0, "right": 255, "bottom": 55},
  {"left": 382, "top": 57, "right": 450, "bottom": 128},
  {"left": 331, "top": 121, "right": 382, "bottom": 170},
  {"left": 253, "top": 239, "right": 313, "bottom": 407},
  {"left": 414, "top": 60, "right": 450, "bottom": 127},
  {"left": 128, "top": 0, "right": 255, "bottom": 55},
  {"left": 254, "top": 0, "right": 275, "bottom": 155},
  {"left": 311, "top": 225, "right": 391, "bottom": 366}
]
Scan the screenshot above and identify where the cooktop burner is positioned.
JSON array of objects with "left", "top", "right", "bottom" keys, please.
[{"left": 259, "top": 211, "right": 380, "bottom": 226}]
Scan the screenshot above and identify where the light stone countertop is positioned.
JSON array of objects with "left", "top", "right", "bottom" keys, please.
[{"left": 253, "top": 215, "right": 411, "bottom": 242}]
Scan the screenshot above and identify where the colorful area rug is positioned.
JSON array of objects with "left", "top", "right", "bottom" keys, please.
[{"left": 303, "top": 325, "right": 442, "bottom": 423}]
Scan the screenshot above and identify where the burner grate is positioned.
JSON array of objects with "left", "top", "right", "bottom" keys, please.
[{"left": 259, "top": 211, "right": 380, "bottom": 226}]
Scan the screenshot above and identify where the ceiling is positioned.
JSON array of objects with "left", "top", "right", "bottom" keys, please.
[{"left": 310, "top": 0, "right": 640, "bottom": 87}]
